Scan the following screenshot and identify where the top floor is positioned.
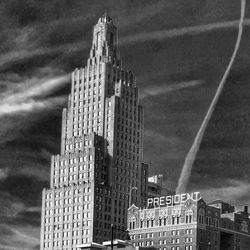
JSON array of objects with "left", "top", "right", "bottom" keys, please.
[{"left": 128, "top": 193, "right": 220, "bottom": 230}]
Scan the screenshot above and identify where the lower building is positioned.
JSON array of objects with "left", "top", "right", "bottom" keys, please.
[
  {"left": 78, "top": 239, "right": 156, "bottom": 250},
  {"left": 127, "top": 192, "right": 250, "bottom": 250}
]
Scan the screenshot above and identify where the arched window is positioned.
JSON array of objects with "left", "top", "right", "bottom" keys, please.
[
  {"left": 176, "top": 215, "right": 180, "bottom": 224},
  {"left": 198, "top": 208, "right": 205, "bottom": 224},
  {"left": 129, "top": 216, "right": 136, "bottom": 229},
  {"left": 159, "top": 217, "right": 162, "bottom": 226},
  {"left": 172, "top": 216, "right": 175, "bottom": 225},
  {"left": 185, "top": 209, "right": 193, "bottom": 223},
  {"left": 151, "top": 218, "right": 154, "bottom": 227},
  {"left": 164, "top": 217, "right": 167, "bottom": 226},
  {"left": 140, "top": 220, "right": 143, "bottom": 228}
]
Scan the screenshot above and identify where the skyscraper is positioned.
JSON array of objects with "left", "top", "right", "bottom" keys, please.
[{"left": 40, "top": 14, "right": 148, "bottom": 250}]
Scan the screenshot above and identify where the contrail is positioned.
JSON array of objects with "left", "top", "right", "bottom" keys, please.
[
  {"left": 140, "top": 80, "right": 204, "bottom": 100},
  {"left": 120, "top": 17, "right": 250, "bottom": 45},
  {"left": 176, "top": 0, "right": 246, "bottom": 194}
]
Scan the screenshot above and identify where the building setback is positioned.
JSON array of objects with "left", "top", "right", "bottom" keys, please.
[
  {"left": 147, "top": 175, "right": 175, "bottom": 199},
  {"left": 128, "top": 194, "right": 250, "bottom": 250},
  {"left": 40, "top": 14, "right": 148, "bottom": 250}
]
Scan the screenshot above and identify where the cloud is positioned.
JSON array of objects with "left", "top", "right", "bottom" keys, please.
[
  {"left": 0, "top": 41, "right": 87, "bottom": 71},
  {"left": 0, "top": 191, "right": 25, "bottom": 219},
  {"left": 0, "top": 168, "right": 8, "bottom": 180},
  {"left": 120, "top": 18, "right": 250, "bottom": 44},
  {"left": 0, "top": 96, "right": 66, "bottom": 117},
  {"left": 198, "top": 179, "right": 250, "bottom": 208},
  {"left": 0, "top": 223, "right": 39, "bottom": 250},
  {"left": 1, "top": 74, "right": 70, "bottom": 101},
  {"left": 10, "top": 227, "right": 39, "bottom": 245},
  {"left": 0, "top": 243, "right": 19, "bottom": 250},
  {"left": 0, "top": 74, "right": 69, "bottom": 116},
  {"left": 140, "top": 80, "right": 204, "bottom": 100}
]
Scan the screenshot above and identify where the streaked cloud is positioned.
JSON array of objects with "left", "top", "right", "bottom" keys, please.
[
  {"left": 0, "top": 243, "right": 19, "bottom": 250},
  {"left": 140, "top": 80, "right": 204, "bottom": 100},
  {"left": 0, "top": 168, "right": 8, "bottom": 180},
  {"left": 2, "top": 74, "right": 70, "bottom": 101},
  {"left": 120, "top": 18, "right": 250, "bottom": 44},
  {"left": 10, "top": 227, "right": 39, "bottom": 245},
  {"left": 0, "top": 75, "right": 69, "bottom": 116},
  {"left": 199, "top": 179, "right": 250, "bottom": 208},
  {"left": 0, "top": 223, "right": 39, "bottom": 250},
  {"left": 0, "top": 96, "right": 66, "bottom": 117}
]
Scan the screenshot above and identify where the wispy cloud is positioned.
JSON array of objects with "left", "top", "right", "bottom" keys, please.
[
  {"left": 10, "top": 228, "right": 39, "bottom": 245},
  {"left": 140, "top": 80, "right": 204, "bottom": 100},
  {"left": 0, "top": 41, "right": 87, "bottom": 71},
  {"left": 0, "top": 75, "right": 69, "bottom": 116},
  {"left": 0, "top": 223, "right": 39, "bottom": 250},
  {"left": 199, "top": 179, "right": 250, "bottom": 208},
  {"left": 120, "top": 18, "right": 250, "bottom": 44},
  {"left": 2, "top": 74, "right": 70, "bottom": 101},
  {"left": 0, "top": 168, "right": 8, "bottom": 180},
  {"left": 0, "top": 243, "right": 19, "bottom": 250},
  {"left": 0, "top": 96, "right": 66, "bottom": 117},
  {"left": 0, "top": 191, "right": 25, "bottom": 218}
]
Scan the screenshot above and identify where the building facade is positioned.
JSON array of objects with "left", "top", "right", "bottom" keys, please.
[
  {"left": 40, "top": 14, "right": 148, "bottom": 250},
  {"left": 209, "top": 201, "right": 250, "bottom": 249},
  {"left": 147, "top": 175, "right": 174, "bottom": 198},
  {"left": 128, "top": 194, "right": 250, "bottom": 250}
]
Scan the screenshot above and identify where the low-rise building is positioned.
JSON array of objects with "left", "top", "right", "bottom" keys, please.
[{"left": 127, "top": 193, "right": 250, "bottom": 250}]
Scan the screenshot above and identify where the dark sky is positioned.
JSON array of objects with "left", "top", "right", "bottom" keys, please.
[{"left": 0, "top": 0, "right": 250, "bottom": 249}]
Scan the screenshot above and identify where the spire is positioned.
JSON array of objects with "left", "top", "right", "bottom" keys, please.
[
  {"left": 98, "top": 12, "right": 112, "bottom": 24},
  {"left": 90, "top": 13, "right": 119, "bottom": 62}
]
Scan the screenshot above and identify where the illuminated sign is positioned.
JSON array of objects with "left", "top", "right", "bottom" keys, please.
[{"left": 147, "top": 192, "right": 201, "bottom": 208}]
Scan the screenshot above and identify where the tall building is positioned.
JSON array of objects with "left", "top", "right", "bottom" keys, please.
[{"left": 40, "top": 14, "right": 148, "bottom": 250}]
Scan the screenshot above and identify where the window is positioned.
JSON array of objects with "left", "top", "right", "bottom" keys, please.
[
  {"left": 140, "top": 220, "right": 143, "bottom": 228},
  {"left": 185, "top": 209, "right": 193, "bottom": 223}
]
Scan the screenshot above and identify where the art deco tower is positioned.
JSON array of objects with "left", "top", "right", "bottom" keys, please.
[{"left": 40, "top": 14, "right": 148, "bottom": 250}]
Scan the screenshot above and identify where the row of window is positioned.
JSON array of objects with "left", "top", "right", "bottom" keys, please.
[
  {"left": 55, "top": 155, "right": 93, "bottom": 167},
  {"left": 46, "top": 187, "right": 91, "bottom": 199},
  {"left": 43, "top": 237, "right": 89, "bottom": 248},
  {"left": 44, "top": 221, "right": 91, "bottom": 232},
  {"left": 73, "top": 71, "right": 102, "bottom": 85},
  {"left": 45, "top": 212, "right": 90, "bottom": 223},
  {"left": 45, "top": 195, "right": 91, "bottom": 207},
  {"left": 133, "top": 242, "right": 193, "bottom": 250},
  {"left": 45, "top": 204, "right": 90, "bottom": 215},
  {"left": 72, "top": 117, "right": 103, "bottom": 129},
  {"left": 73, "top": 88, "right": 102, "bottom": 101},
  {"left": 72, "top": 102, "right": 102, "bottom": 115},
  {"left": 55, "top": 164, "right": 93, "bottom": 175},
  {"left": 131, "top": 229, "right": 193, "bottom": 240},
  {"left": 73, "top": 111, "right": 105, "bottom": 123},
  {"left": 130, "top": 215, "right": 193, "bottom": 229},
  {"left": 44, "top": 228, "right": 90, "bottom": 240}
]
